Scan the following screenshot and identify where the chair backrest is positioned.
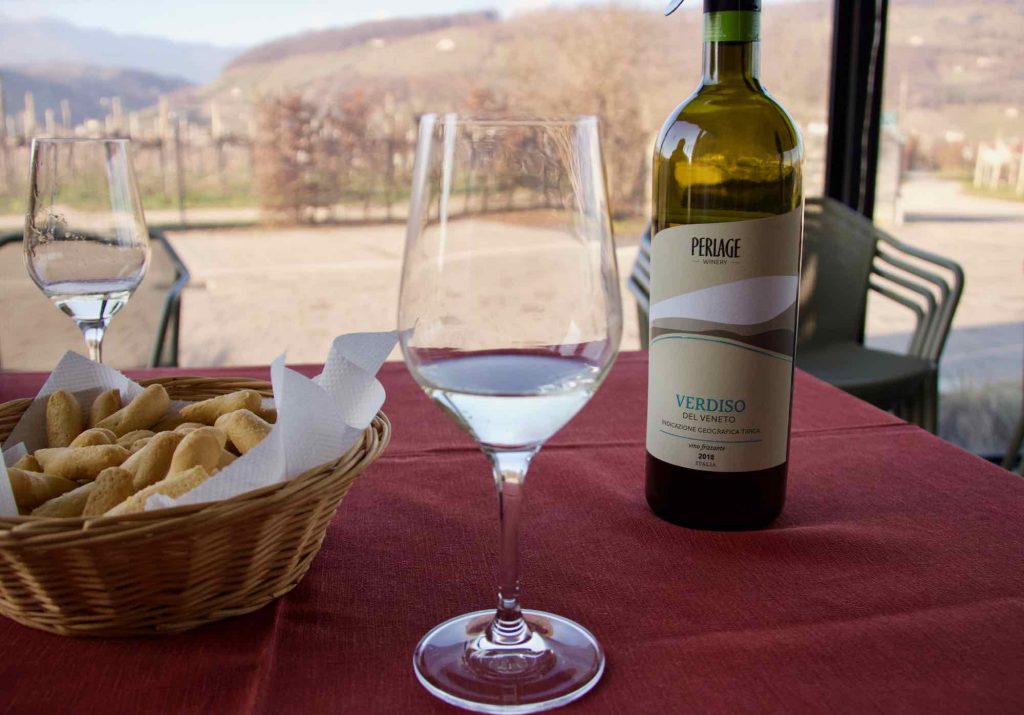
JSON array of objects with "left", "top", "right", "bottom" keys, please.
[
  {"left": 0, "top": 231, "right": 187, "bottom": 370},
  {"left": 801, "top": 198, "right": 964, "bottom": 361},
  {"left": 798, "top": 198, "right": 877, "bottom": 348},
  {"left": 627, "top": 226, "right": 651, "bottom": 315},
  {"left": 869, "top": 226, "right": 963, "bottom": 364}
]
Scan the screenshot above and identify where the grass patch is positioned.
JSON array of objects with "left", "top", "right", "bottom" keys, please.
[
  {"left": 963, "top": 183, "right": 1024, "bottom": 204},
  {"left": 140, "top": 189, "right": 259, "bottom": 210},
  {"left": 613, "top": 217, "right": 647, "bottom": 244},
  {"left": 0, "top": 186, "right": 260, "bottom": 215}
]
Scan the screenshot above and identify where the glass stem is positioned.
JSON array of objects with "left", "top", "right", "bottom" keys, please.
[
  {"left": 485, "top": 447, "right": 537, "bottom": 646},
  {"left": 80, "top": 321, "right": 107, "bottom": 363}
]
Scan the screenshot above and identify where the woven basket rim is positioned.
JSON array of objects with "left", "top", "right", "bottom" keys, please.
[{"left": 0, "top": 375, "right": 391, "bottom": 543}]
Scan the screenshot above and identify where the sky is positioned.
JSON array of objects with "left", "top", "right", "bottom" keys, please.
[
  {"left": 0, "top": 0, "right": 807, "bottom": 47},
  {"left": 0, "top": 0, "right": 587, "bottom": 47}
]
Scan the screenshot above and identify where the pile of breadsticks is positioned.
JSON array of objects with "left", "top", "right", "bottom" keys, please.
[{"left": 6, "top": 385, "right": 276, "bottom": 518}]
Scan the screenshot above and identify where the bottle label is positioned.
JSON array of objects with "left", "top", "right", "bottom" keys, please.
[
  {"left": 704, "top": 11, "right": 760, "bottom": 42},
  {"left": 646, "top": 208, "right": 802, "bottom": 473}
]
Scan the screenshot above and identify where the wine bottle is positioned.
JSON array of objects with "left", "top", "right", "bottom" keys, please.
[{"left": 645, "top": 0, "right": 803, "bottom": 530}]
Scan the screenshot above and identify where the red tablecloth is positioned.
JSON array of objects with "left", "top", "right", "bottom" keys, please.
[{"left": 1, "top": 352, "right": 1021, "bottom": 713}]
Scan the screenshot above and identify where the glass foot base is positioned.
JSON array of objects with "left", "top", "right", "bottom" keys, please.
[{"left": 413, "top": 609, "right": 605, "bottom": 714}]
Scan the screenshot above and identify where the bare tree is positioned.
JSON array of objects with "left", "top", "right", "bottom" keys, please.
[
  {"left": 497, "top": 8, "right": 662, "bottom": 218},
  {"left": 254, "top": 94, "right": 347, "bottom": 223}
]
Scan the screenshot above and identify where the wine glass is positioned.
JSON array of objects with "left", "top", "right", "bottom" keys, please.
[
  {"left": 399, "top": 115, "right": 622, "bottom": 713},
  {"left": 24, "top": 138, "right": 150, "bottom": 363}
]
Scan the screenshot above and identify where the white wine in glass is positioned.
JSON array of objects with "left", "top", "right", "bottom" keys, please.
[
  {"left": 24, "top": 138, "right": 150, "bottom": 363},
  {"left": 399, "top": 115, "right": 622, "bottom": 713}
]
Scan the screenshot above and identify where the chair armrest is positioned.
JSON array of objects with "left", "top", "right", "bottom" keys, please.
[
  {"left": 867, "top": 278, "right": 927, "bottom": 356},
  {"left": 870, "top": 262, "right": 938, "bottom": 357},
  {"left": 875, "top": 232, "right": 964, "bottom": 362},
  {"left": 148, "top": 230, "right": 191, "bottom": 367}
]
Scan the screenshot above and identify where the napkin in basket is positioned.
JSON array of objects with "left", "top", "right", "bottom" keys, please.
[{"left": 0, "top": 331, "right": 397, "bottom": 517}]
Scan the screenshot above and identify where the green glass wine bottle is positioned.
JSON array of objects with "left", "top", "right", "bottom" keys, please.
[{"left": 645, "top": 0, "right": 803, "bottom": 530}]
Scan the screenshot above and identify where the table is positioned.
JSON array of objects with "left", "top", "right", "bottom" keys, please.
[{"left": 1, "top": 352, "right": 1022, "bottom": 713}]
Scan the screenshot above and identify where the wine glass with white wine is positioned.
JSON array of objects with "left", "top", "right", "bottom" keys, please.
[
  {"left": 24, "top": 138, "right": 150, "bottom": 363},
  {"left": 399, "top": 115, "right": 622, "bottom": 713}
]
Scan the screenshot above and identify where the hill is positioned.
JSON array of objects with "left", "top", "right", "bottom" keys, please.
[
  {"left": 0, "top": 16, "right": 239, "bottom": 83},
  {"left": 227, "top": 11, "right": 498, "bottom": 69},
  {"left": 180, "top": 0, "right": 1024, "bottom": 140},
  {"left": 0, "top": 64, "right": 190, "bottom": 126},
  {"left": 7, "top": 2, "right": 1022, "bottom": 151}
]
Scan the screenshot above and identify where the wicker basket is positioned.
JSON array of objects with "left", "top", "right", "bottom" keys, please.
[{"left": 0, "top": 376, "right": 391, "bottom": 637}]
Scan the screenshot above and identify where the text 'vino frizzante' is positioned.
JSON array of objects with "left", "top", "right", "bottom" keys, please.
[{"left": 646, "top": 0, "right": 803, "bottom": 530}]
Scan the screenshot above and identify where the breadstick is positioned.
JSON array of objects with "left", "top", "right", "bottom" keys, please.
[
  {"left": 46, "top": 390, "right": 84, "bottom": 448},
  {"left": 215, "top": 409, "right": 272, "bottom": 455},
  {"left": 121, "top": 431, "right": 185, "bottom": 490},
  {"left": 106, "top": 466, "right": 212, "bottom": 516},
  {"left": 168, "top": 428, "right": 223, "bottom": 475},
  {"left": 196, "top": 426, "right": 227, "bottom": 449},
  {"left": 254, "top": 405, "right": 277, "bottom": 424},
  {"left": 12, "top": 454, "right": 42, "bottom": 472},
  {"left": 7, "top": 468, "right": 78, "bottom": 509},
  {"left": 31, "top": 482, "right": 96, "bottom": 518},
  {"left": 116, "top": 429, "right": 154, "bottom": 448},
  {"left": 82, "top": 467, "right": 136, "bottom": 517},
  {"left": 89, "top": 388, "right": 122, "bottom": 428},
  {"left": 178, "top": 390, "right": 262, "bottom": 425},
  {"left": 218, "top": 449, "right": 237, "bottom": 469},
  {"left": 34, "top": 445, "right": 130, "bottom": 481},
  {"left": 152, "top": 413, "right": 188, "bottom": 432},
  {"left": 96, "top": 384, "right": 170, "bottom": 436},
  {"left": 173, "top": 423, "right": 207, "bottom": 435},
  {"left": 69, "top": 427, "right": 117, "bottom": 448},
  {"left": 129, "top": 437, "right": 152, "bottom": 453}
]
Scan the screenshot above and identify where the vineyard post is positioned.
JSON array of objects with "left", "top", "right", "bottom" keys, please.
[
  {"left": 0, "top": 76, "right": 7, "bottom": 190},
  {"left": 174, "top": 117, "right": 187, "bottom": 225}
]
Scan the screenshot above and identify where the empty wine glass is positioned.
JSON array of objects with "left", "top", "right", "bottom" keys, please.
[
  {"left": 24, "top": 138, "right": 150, "bottom": 363},
  {"left": 399, "top": 115, "right": 622, "bottom": 713}
]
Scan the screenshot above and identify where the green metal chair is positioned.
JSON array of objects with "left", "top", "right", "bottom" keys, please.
[
  {"left": 628, "top": 197, "right": 964, "bottom": 433},
  {"left": 0, "top": 230, "right": 189, "bottom": 368}
]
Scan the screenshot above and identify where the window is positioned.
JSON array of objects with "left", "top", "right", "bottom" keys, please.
[{"left": 868, "top": 0, "right": 1024, "bottom": 457}]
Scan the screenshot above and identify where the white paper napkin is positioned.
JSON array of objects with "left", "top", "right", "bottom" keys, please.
[{"left": 0, "top": 331, "right": 397, "bottom": 517}]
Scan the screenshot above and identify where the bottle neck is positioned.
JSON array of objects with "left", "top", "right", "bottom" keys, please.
[{"left": 701, "top": 10, "right": 761, "bottom": 85}]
